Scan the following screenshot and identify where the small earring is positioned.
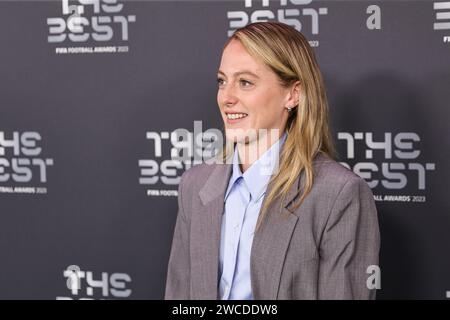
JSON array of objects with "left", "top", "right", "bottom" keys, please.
[{"left": 286, "top": 106, "right": 293, "bottom": 112}]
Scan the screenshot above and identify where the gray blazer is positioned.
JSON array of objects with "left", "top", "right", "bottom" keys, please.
[{"left": 165, "top": 152, "right": 380, "bottom": 300}]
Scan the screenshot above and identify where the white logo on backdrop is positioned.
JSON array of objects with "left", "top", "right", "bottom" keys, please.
[
  {"left": 47, "top": 0, "right": 136, "bottom": 54},
  {"left": 338, "top": 132, "right": 436, "bottom": 203},
  {"left": 57, "top": 265, "right": 132, "bottom": 300},
  {"left": 0, "top": 131, "right": 54, "bottom": 195},
  {"left": 226, "top": 0, "right": 328, "bottom": 47},
  {"left": 433, "top": 1, "right": 450, "bottom": 43}
]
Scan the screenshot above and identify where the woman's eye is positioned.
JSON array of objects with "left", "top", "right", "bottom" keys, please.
[
  {"left": 216, "top": 78, "right": 252, "bottom": 88},
  {"left": 240, "top": 79, "right": 252, "bottom": 87}
]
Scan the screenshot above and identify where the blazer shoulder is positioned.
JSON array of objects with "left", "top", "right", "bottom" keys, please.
[
  {"left": 178, "top": 162, "right": 222, "bottom": 201},
  {"left": 180, "top": 162, "right": 216, "bottom": 187},
  {"left": 303, "top": 153, "right": 377, "bottom": 227},
  {"left": 313, "top": 152, "right": 372, "bottom": 196}
]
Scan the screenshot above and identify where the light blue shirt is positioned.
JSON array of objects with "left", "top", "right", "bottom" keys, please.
[{"left": 218, "top": 132, "right": 287, "bottom": 300}]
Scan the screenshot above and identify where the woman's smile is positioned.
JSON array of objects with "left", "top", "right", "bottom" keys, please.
[{"left": 225, "top": 111, "right": 249, "bottom": 124}]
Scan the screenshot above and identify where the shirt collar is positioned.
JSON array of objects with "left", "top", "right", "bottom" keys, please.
[{"left": 224, "top": 131, "right": 287, "bottom": 202}]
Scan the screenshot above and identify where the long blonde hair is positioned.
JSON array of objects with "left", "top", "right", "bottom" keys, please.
[{"left": 219, "top": 21, "right": 336, "bottom": 231}]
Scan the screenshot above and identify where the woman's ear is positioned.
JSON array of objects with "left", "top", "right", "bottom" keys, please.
[{"left": 285, "top": 80, "right": 301, "bottom": 108}]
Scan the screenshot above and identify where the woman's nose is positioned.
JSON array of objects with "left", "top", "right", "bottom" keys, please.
[{"left": 220, "top": 83, "right": 238, "bottom": 106}]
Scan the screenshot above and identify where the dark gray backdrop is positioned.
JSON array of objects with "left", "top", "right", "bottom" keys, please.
[{"left": 0, "top": 0, "right": 448, "bottom": 299}]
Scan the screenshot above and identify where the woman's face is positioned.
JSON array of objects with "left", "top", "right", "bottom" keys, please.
[{"left": 217, "top": 39, "right": 297, "bottom": 144}]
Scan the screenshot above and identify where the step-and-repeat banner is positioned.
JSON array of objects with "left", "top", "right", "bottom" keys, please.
[{"left": 0, "top": 0, "right": 448, "bottom": 299}]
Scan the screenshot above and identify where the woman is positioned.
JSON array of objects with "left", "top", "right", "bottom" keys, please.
[{"left": 165, "top": 21, "right": 380, "bottom": 300}]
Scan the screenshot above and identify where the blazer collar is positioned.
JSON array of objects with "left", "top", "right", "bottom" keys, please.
[{"left": 198, "top": 159, "right": 301, "bottom": 212}]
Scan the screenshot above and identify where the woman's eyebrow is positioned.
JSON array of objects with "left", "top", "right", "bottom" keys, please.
[{"left": 217, "top": 70, "right": 260, "bottom": 79}]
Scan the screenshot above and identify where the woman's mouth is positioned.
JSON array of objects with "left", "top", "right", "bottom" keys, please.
[{"left": 225, "top": 112, "right": 248, "bottom": 124}]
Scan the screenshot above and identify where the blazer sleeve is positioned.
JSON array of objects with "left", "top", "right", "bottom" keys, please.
[
  {"left": 318, "top": 176, "right": 381, "bottom": 300},
  {"left": 164, "top": 171, "right": 191, "bottom": 299}
]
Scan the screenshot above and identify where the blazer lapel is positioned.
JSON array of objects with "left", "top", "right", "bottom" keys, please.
[
  {"left": 194, "top": 162, "right": 232, "bottom": 299},
  {"left": 250, "top": 169, "right": 303, "bottom": 300}
]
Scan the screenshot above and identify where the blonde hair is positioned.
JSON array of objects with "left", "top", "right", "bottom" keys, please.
[{"left": 218, "top": 21, "right": 336, "bottom": 231}]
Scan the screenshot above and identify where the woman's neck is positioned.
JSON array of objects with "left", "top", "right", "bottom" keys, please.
[{"left": 236, "top": 131, "right": 283, "bottom": 173}]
